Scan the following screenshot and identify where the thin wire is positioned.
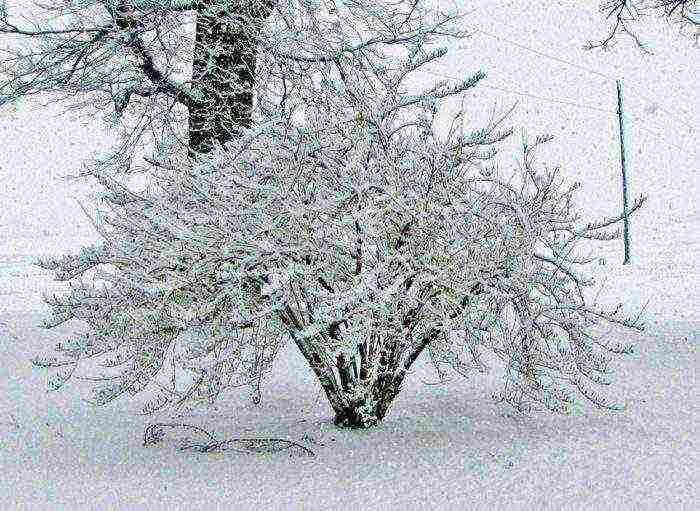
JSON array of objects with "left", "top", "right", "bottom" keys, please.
[
  {"left": 472, "top": 28, "right": 614, "bottom": 81},
  {"left": 418, "top": 68, "right": 617, "bottom": 115},
  {"left": 455, "top": 21, "right": 696, "bottom": 133},
  {"left": 415, "top": 9, "right": 697, "bottom": 156},
  {"left": 415, "top": 67, "right": 692, "bottom": 154},
  {"left": 443, "top": 1, "right": 695, "bottom": 133}
]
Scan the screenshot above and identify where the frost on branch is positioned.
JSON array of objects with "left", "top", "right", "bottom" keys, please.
[{"left": 28, "top": 0, "right": 647, "bottom": 424}]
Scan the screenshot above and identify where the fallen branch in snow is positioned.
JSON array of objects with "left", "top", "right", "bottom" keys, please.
[{"left": 143, "top": 422, "right": 316, "bottom": 458}]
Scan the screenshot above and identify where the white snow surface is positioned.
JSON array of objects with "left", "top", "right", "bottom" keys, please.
[
  {"left": 0, "top": 313, "right": 697, "bottom": 509},
  {"left": 1, "top": 0, "right": 698, "bottom": 509}
]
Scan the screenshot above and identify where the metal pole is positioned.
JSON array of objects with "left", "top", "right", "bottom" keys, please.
[{"left": 616, "top": 79, "right": 631, "bottom": 265}]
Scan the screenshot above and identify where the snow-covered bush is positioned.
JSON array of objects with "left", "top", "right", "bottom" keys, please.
[{"left": 29, "top": 1, "right": 646, "bottom": 429}]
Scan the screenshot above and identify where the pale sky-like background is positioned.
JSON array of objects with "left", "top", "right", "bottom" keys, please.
[
  {"left": 0, "top": 3, "right": 698, "bottom": 509},
  {"left": 1, "top": 0, "right": 698, "bottom": 324}
]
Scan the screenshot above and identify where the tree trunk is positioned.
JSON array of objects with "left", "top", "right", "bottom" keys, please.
[
  {"left": 328, "top": 328, "right": 439, "bottom": 429},
  {"left": 324, "top": 337, "right": 417, "bottom": 429},
  {"left": 329, "top": 374, "right": 404, "bottom": 429},
  {"left": 188, "top": 0, "right": 277, "bottom": 156}
]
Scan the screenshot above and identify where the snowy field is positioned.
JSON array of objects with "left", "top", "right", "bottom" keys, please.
[
  {"left": 1, "top": 0, "right": 699, "bottom": 509},
  {"left": 0, "top": 310, "right": 697, "bottom": 509}
]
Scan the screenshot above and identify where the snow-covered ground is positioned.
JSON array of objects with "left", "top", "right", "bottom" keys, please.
[
  {"left": 1, "top": 0, "right": 698, "bottom": 509},
  {"left": 0, "top": 311, "right": 697, "bottom": 509}
]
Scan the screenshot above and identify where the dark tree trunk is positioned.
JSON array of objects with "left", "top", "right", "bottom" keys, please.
[
  {"left": 329, "top": 374, "right": 403, "bottom": 429},
  {"left": 188, "top": 0, "right": 277, "bottom": 156},
  {"left": 329, "top": 328, "right": 439, "bottom": 429},
  {"left": 325, "top": 333, "right": 427, "bottom": 429}
]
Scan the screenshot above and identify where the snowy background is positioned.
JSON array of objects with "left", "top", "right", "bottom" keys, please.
[{"left": 1, "top": 1, "right": 698, "bottom": 509}]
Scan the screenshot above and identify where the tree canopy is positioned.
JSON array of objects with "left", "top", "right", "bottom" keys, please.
[{"left": 2, "top": 1, "right": 648, "bottom": 430}]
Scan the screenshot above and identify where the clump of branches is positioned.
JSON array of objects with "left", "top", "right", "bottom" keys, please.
[
  {"left": 588, "top": 0, "right": 700, "bottom": 52},
  {"left": 21, "top": 0, "right": 648, "bottom": 428},
  {"left": 33, "top": 66, "right": 646, "bottom": 427}
]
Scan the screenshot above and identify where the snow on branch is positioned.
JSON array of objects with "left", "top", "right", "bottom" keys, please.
[{"left": 25, "top": 0, "right": 649, "bottom": 421}]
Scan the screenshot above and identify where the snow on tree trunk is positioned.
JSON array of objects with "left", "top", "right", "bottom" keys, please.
[
  {"left": 188, "top": 0, "right": 276, "bottom": 156},
  {"left": 319, "top": 334, "right": 430, "bottom": 429}
]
